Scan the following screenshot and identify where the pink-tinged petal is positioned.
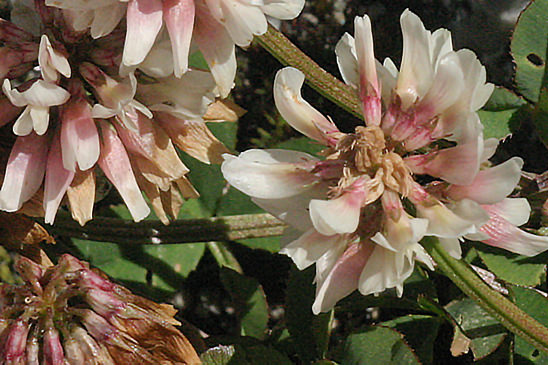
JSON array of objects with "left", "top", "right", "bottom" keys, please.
[
  {"left": 261, "top": 0, "right": 304, "bottom": 19},
  {"left": 479, "top": 204, "right": 548, "bottom": 256},
  {"left": 309, "top": 181, "right": 367, "bottom": 236},
  {"left": 221, "top": 149, "right": 320, "bottom": 199},
  {"left": 219, "top": 0, "right": 267, "bottom": 47},
  {"left": 163, "top": 0, "right": 195, "bottom": 77},
  {"left": 354, "top": 15, "right": 381, "bottom": 126},
  {"left": 123, "top": 0, "right": 163, "bottom": 67},
  {"left": 280, "top": 228, "right": 345, "bottom": 270},
  {"left": 97, "top": 121, "right": 150, "bottom": 222},
  {"left": 114, "top": 111, "right": 189, "bottom": 179},
  {"left": 60, "top": 98, "right": 100, "bottom": 171},
  {"left": 0, "top": 132, "right": 48, "bottom": 212},
  {"left": 404, "top": 134, "right": 482, "bottom": 185},
  {"left": 447, "top": 157, "right": 523, "bottom": 204},
  {"left": 274, "top": 67, "right": 339, "bottom": 145},
  {"left": 44, "top": 134, "right": 75, "bottom": 224},
  {"left": 487, "top": 198, "right": 531, "bottom": 227},
  {"left": 417, "top": 201, "right": 478, "bottom": 238},
  {"left": 194, "top": 2, "right": 236, "bottom": 97},
  {"left": 3, "top": 319, "right": 29, "bottom": 363},
  {"left": 312, "top": 241, "right": 374, "bottom": 314},
  {"left": 415, "top": 53, "right": 464, "bottom": 122},
  {"left": 43, "top": 325, "right": 64, "bottom": 365}
]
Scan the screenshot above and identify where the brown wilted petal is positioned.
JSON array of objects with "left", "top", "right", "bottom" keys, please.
[
  {"left": 203, "top": 99, "right": 246, "bottom": 123},
  {"left": 155, "top": 111, "right": 230, "bottom": 164},
  {"left": 66, "top": 168, "right": 96, "bottom": 226}
]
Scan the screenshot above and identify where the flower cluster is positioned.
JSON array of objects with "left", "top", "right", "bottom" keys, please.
[
  {"left": 0, "top": 254, "right": 200, "bottom": 363},
  {"left": 0, "top": 0, "right": 276, "bottom": 224},
  {"left": 222, "top": 10, "right": 548, "bottom": 313}
]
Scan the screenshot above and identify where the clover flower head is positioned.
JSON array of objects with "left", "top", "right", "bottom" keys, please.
[
  {"left": 222, "top": 10, "right": 548, "bottom": 314},
  {"left": 0, "top": 254, "right": 200, "bottom": 363},
  {"left": 0, "top": 0, "right": 232, "bottom": 225}
]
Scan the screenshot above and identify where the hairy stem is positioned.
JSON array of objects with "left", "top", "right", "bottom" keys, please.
[
  {"left": 423, "top": 237, "right": 548, "bottom": 354},
  {"left": 256, "top": 25, "right": 362, "bottom": 119},
  {"left": 46, "top": 213, "right": 285, "bottom": 245}
]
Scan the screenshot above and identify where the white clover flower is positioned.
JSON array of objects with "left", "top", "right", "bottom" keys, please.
[{"left": 222, "top": 10, "right": 548, "bottom": 314}]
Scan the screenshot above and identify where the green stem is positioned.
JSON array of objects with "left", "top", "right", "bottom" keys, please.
[
  {"left": 45, "top": 213, "right": 285, "bottom": 245},
  {"left": 256, "top": 25, "right": 363, "bottom": 119},
  {"left": 423, "top": 237, "right": 548, "bottom": 354}
]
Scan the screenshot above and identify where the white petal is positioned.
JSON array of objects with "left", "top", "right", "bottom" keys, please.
[
  {"left": 274, "top": 67, "right": 338, "bottom": 144},
  {"left": 447, "top": 157, "right": 523, "bottom": 204},
  {"left": 280, "top": 229, "right": 344, "bottom": 270},
  {"left": 309, "top": 187, "right": 366, "bottom": 236},
  {"left": 91, "top": 104, "right": 117, "bottom": 118},
  {"left": 220, "top": 0, "right": 267, "bottom": 47},
  {"left": 221, "top": 150, "right": 319, "bottom": 199},
  {"left": 439, "top": 237, "right": 462, "bottom": 259},
  {"left": 123, "top": 0, "right": 163, "bottom": 66},
  {"left": 417, "top": 202, "right": 477, "bottom": 238},
  {"left": 12, "top": 107, "right": 34, "bottom": 136},
  {"left": 29, "top": 106, "right": 50, "bottom": 135},
  {"left": 253, "top": 183, "right": 328, "bottom": 230},
  {"left": 90, "top": 3, "right": 126, "bottom": 39},
  {"left": 261, "top": 0, "right": 304, "bottom": 19},
  {"left": 396, "top": 9, "right": 433, "bottom": 108},
  {"left": 335, "top": 33, "right": 358, "bottom": 88}
]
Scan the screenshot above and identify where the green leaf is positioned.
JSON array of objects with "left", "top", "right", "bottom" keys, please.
[
  {"left": 201, "top": 345, "right": 236, "bottom": 365},
  {"left": 445, "top": 298, "right": 507, "bottom": 360},
  {"left": 475, "top": 244, "right": 546, "bottom": 286},
  {"left": 341, "top": 326, "right": 420, "bottom": 364},
  {"left": 510, "top": 286, "right": 548, "bottom": 363},
  {"left": 483, "top": 87, "right": 527, "bottom": 111},
  {"left": 220, "top": 267, "right": 269, "bottom": 340},
  {"left": 285, "top": 266, "right": 332, "bottom": 363},
  {"left": 511, "top": 0, "right": 548, "bottom": 102},
  {"left": 275, "top": 136, "right": 325, "bottom": 155},
  {"left": 189, "top": 51, "right": 210, "bottom": 70},
  {"left": 382, "top": 315, "right": 441, "bottom": 364},
  {"left": 478, "top": 108, "right": 521, "bottom": 140},
  {"left": 73, "top": 239, "right": 205, "bottom": 293}
]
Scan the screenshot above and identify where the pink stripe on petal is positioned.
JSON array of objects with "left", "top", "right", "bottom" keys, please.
[
  {"left": 312, "top": 241, "right": 374, "bottom": 314},
  {"left": 0, "top": 133, "right": 48, "bottom": 212},
  {"left": 163, "top": 0, "right": 195, "bottom": 77},
  {"left": 44, "top": 134, "right": 75, "bottom": 224},
  {"left": 97, "top": 121, "right": 150, "bottom": 222},
  {"left": 123, "top": 0, "right": 163, "bottom": 67},
  {"left": 404, "top": 136, "right": 481, "bottom": 185},
  {"left": 479, "top": 205, "right": 548, "bottom": 256}
]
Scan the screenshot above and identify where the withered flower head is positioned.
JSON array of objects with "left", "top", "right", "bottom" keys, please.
[{"left": 0, "top": 254, "right": 201, "bottom": 364}]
